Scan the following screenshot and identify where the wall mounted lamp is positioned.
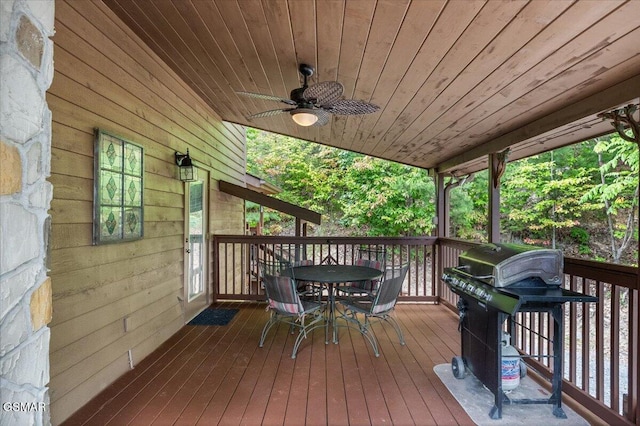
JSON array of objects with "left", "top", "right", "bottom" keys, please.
[{"left": 175, "top": 149, "right": 197, "bottom": 182}]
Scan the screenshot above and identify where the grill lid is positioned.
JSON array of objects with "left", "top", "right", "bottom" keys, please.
[{"left": 457, "top": 243, "right": 563, "bottom": 287}]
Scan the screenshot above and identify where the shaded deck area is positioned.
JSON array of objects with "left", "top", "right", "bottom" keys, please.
[{"left": 63, "top": 302, "right": 474, "bottom": 425}]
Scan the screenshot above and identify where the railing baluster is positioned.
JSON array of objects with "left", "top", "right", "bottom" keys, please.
[
  {"left": 569, "top": 274, "right": 578, "bottom": 384},
  {"left": 582, "top": 277, "right": 590, "bottom": 393},
  {"left": 611, "top": 284, "right": 620, "bottom": 412},
  {"left": 597, "top": 281, "right": 605, "bottom": 401}
]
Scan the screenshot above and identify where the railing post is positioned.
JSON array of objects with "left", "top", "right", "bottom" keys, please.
[
  {"left": 487, "top": 151, "right": 508, "bottom": 243},
  {"left": 212, "top": 236, "right": 219, "bottom": 302},
  {"left": 435, "top": 171, "right": 446, "bottom": 300}
]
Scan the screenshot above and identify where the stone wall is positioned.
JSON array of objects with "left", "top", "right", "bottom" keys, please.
[{"left": 0, "top": 0, "right": 54, "bottom": 425}]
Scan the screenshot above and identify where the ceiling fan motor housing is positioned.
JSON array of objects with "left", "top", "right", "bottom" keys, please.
[{"left": 290, "top": 87, "right": 314, "bottom": 107}]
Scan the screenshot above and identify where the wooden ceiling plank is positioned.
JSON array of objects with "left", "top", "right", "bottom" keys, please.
[
  {"left": 436, "top": 75, "right": 640, "bottom": 173},
  {"left": 454, "top": 54, "right": 640, "bottom": 162},
  {"left": 102, "top": 0, "right": 640, "bottom": 172},
  {"left": 348, "top": 0, "right": 446, "bottom": 154},
  {"left": 165, "top": 0, "right": 253, "bottom": 113},
  {"left": 150, "top": 0, "right": 248, "bottom": 120},
  {"left": 236, "top": 0, "right": 287, "bottom": 96},
  {"left": 335, "top": 0, "right": 376, "bottom": 98},
  {"left": 342, "top": 0, "right": 409, "bottom": 152},
  {"left": 209, "top": 1, "right": 270, "bottom": 91},
  {"left": 454, "top": 118, "right": 614, "bottom": 175},
  {"left": 205, "top": 0, "right": 288, "bottom": 127},
  {"left": 425, "top": 0, "right": 637, "bottom": 156},
  {"left": 121, "top": 0, "right": 229, "bottom": 111},
  {"left": 370, "top": 0, "right": 530, "bottom": 159},
  {"left": 330, "top": 0, "right": 377, "bottom": 146},
  {"left": 71, "top": 0, "right": 245, "bottom": 159},
  {"left": 391, "top": 0, "right": 574, "bottom": 164},
  {"left": 102, "top": 0, "right": 211, "bottom": 106},
  {"left": 513, "top": 118, "right": 606, "bottom": 150},
  {"left": 254, "top": 0, "right": 307, "bottom": 137},
  {"left": 191, "top": 0, "right": 293, "bottom": 132},
  {"left": 362, "top": 0, "right": 485, "bottom": 157},
  {"left": 233, "top": 0, "right": 299, "bottom": 134},
  {"left": 417, "top": 0, "right": 626, "bottom": 155},
  {"left": 287, "top": 0, "right": 317, "bottom": 73},
  {"left": 104, "top": 0, "right": 247, "bottom": 125},
  {"left": 261, "top": 0, "right": 299, "bottom": 86},
  {"left": 315, "top": 0, "right": 345, "bottom": 142},
  {"left": 286, "top": 0, "right": 322, "bottom": 141},
  {"left": 434, "top": 28, "right": 640, "bottom": 164}
]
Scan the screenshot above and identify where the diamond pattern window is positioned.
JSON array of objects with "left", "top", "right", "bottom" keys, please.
[{"left": 93, "top": 129, "right": 144, "bottom": 244}]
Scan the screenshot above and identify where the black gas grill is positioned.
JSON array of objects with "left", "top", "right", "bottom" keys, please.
[{"left": 442, "top": 243, "right": 597, "bottom": 419}]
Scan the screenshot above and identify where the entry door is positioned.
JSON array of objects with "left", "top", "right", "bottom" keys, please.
[{"left": 184, "top": 174, "right": 208, "bottom": 321}]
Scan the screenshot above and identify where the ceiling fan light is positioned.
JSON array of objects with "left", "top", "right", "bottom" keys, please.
[{"left": 291, "top": 109, "right": 318, "bottom": 126}]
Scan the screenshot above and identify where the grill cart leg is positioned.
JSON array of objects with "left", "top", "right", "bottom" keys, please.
[
  {"left": 489, "top": 311, "right": 510, "bottom": 419},
  {"left": 551, "top": 305, "right": 568, "bottom": 418}
]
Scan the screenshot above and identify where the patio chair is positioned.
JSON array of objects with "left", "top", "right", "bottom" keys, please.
[
  {"left": 259, "top": 273, "right": 328, "bottom": 358},
  {"left": 357, "top": 245, "right": 387, "bottom": 265},
  {"left": 257, "top": 259, "right": 290, "bottom": 278},
  {"left": 335, "top": 264, "right": 409, "bottom": 357},
  {"left": 290, "top": 259, "right": 323, "bottom": 300},
  {"left": 335, "top": 258, "right": 384, "bottom": 299}
]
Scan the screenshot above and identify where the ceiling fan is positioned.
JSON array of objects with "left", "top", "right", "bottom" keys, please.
[{"left": 236, "top": 64, "right": 379, "bottom": 127}]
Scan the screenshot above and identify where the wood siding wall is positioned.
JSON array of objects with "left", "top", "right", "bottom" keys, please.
[{"left": 48, "top": 1, "right": 246, "bottom": 423}]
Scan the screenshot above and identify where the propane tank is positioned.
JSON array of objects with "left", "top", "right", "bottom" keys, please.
[{"left": 501, "top": 333, "right": 520, "bottom": 391}]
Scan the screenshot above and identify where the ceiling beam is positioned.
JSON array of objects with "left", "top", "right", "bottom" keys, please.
[{"left": 437, "top": 74, "right": 640, "bottom": 173}]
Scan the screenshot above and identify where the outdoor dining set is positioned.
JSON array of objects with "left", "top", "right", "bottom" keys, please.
[{"left": 257, "top": 252, "right": 410, "bottom": 359}]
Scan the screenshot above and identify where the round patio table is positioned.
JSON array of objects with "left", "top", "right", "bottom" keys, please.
[{"left": 289, "top": 265, "right": 383, "bottom": 343}]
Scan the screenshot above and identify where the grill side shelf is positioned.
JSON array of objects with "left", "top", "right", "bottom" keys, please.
[{"left": 442, "top": 268, "right": 521, "bottom": 315}]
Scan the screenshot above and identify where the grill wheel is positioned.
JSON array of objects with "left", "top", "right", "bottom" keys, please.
[{"left": 452, "top": 356, "right": 466, "bottom": 379}]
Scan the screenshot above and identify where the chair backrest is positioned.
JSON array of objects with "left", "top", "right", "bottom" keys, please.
[
  {"left": 352, "top": 258, "right": 383, "bottom": 291},
  {"left": 371, "top": 264, "right": 409, "bottom": 314},
  {"left": 355, "top": 258, "right": 383, "bottom": 270},
  {"left": 258, "top": 259, "right": 290, "bottom": 278},
  {"left": 263, "top": 274, "right": 304, "bottom": 314},
  {"left": 357, "top": 246, "right": 387, "bottom": 267}
]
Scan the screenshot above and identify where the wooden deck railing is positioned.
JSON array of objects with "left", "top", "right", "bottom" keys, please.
[
  {"left": 437, "top": 238, "right": 639, "bottom": 426},
  {"left": 212, "top": 235, "right": 438, "bottom": 302},
  {"left": 212, "top": 235, "right": 638, "bottom": 424}
]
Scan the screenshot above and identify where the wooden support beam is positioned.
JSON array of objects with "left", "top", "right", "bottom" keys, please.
[
  {"left": 487, "top": 152, "right": 505, "bottom": 243},
  {"left": 219, "top": 180, "right": 321, "bottom": 225}
]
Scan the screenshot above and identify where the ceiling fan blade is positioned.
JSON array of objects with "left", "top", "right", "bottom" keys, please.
[
  {"left": 246, "top": 108, "right": 294, "bottom": 119},
  {"left": 326, "top": 99, "right": 379, "bottom": 115},
  {"left": 236, "top": 91, "right": 296, "bottom": 105},
  {"left": 311, "top": 109, "right": 331, "bottom": 126},
  {"left": 303, "top": 81, "right": 344, "bottom": 106}
]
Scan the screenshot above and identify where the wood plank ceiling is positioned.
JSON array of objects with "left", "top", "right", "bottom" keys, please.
[{"left": 103, "top": 0, "right": 640, "bottom": 175}]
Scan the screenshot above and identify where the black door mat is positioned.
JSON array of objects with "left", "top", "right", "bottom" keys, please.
[{"left": 188, "top": 308, "right": 239, "bottom": 326}]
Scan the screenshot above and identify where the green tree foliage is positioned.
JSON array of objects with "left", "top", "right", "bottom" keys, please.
[
  {"left": 501, "top": 151, "right": 600, "bottom": 248},
  {"left": 247, "top": 127, "right": 638, "bottom": 263},
  {"left": 582, "top": 135, "right": 639, "bottom": 263},
  {"left": 246, "top": 129, "right": 345, "bottom": 216},
  {"left": 340, "top": 156, "right": 435, "bottom": 236},
  {"left": 246, "top": 128, "right": 433, "bottom": 236},
  {"left": 450, "top": 171, "right": 488, "bottom": 240}
]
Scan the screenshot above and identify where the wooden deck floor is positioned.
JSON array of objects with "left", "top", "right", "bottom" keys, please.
[{"left": 62, "top": 302, "right": 473, "bottom": 425}]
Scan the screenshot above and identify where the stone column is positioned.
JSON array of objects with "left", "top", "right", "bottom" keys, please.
[{"left": 0, "top": 1, "right": 55, "bottom": 425}]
